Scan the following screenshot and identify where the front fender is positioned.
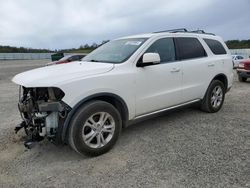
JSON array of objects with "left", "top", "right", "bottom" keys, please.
[{"left": 61, "top": 92, "right": 129, "bottom": 143}]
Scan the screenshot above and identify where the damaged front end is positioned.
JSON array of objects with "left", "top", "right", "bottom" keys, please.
[{"left": 16, "top": 86, "right": 71, "bottom": 148}]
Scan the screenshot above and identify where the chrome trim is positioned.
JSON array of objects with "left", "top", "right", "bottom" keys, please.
[
  {"left": 237, "top": 69, "right": 250, "bottom": 73},
  {"left": 134, "top": 99, "right": 201, "bottom": 120}
]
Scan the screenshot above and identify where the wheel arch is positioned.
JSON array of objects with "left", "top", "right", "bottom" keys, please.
[
  {"left": 211, "top": 73, "right": 228, "bottom": 90},
  {"left": 202, "top": 73, "right": 229, "bottom": 99},
  {"left": 61, "top": 92, "right": 129, "bottom": 143}
]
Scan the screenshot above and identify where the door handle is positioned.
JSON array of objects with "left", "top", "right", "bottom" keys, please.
[
  {"left": 170, "top": 68, "right": 180, "bottom": 73},
  {"left": 208, "top": 63, "right": 215, "bottom": 67}
]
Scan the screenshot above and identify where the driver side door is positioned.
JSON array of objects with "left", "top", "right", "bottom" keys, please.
[{"left": 135, "top": 37, "right": 183, "bottom": 117}]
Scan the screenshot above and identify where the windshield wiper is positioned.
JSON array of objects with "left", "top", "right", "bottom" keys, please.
[
  {"left": 89, "top": 59, "right": 100, "bottom": 62},
  {"left": 85, "top": 59, "right": 114, "bottom": 64}
]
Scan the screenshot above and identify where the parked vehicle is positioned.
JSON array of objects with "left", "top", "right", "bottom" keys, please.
[
  {"left": 12, "top": 29, "right": 233, "bottom": 156},
  {"left": 237, "top": 59, "right": 250, "bottom": 82},
  {"left": 47, "top": 54, "right": 86, "bottom": 65},
  {"left": 232, "top": 55, "right": 245, "bottom": 68}
]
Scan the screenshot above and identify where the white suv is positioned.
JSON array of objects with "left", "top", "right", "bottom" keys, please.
[{"left": 13, "top": 29, "right": 233, "bottom": 156}]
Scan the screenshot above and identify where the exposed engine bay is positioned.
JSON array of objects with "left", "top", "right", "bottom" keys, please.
[{"left": 16, "top": 86, "right": 70, "bottom": 148}]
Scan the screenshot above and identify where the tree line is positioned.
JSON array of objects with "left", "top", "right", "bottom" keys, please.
[
  {"left": 0, "top": 39, "right": 249, "bottom": 53},
  {"left": 225, "top": 39, "right": 250, "bottom": 49},
  {"left": 0, "top": 46, "right": 54, "bottom": 53},
  {"left": 0, "top": 40, "right": 109, "bottom": 53},
  {"left": 57, "top": 40, "right": 109, "bottom": 53}
]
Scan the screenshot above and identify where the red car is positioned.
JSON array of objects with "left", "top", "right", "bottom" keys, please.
[
  {"left": 237, "top": 59, "right": 250, "bottom": 82},
  {"left": 47, "top": 54, "right": 86, "bottom": 66}
]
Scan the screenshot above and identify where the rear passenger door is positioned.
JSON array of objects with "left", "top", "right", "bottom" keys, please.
[{"left": 175, "top": 37, "right": 209, "bottom": 102}]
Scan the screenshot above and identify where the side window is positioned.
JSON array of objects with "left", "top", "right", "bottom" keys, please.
[
  {"left": 204, "top": 39, "right": 227, "bottom": 55},
  {"left": 238, "top": 56, "right": 244, "bottom": 60},
  {"left": 175, "top": 37, "right": 207, "bottom": 60},
  {"left": 145, "top": 38, "right": 176, "bottom": 63}
]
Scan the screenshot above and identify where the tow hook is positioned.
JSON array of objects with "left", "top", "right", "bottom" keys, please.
[
  {"left": 24, "top": 140, "right": 36, "bottom": 149},
  {"left": 15, "top": 121, "right": 44, "bottom": 149},
  {"left": 23, "top": 132, "right": 44, "bottom": 149},
  {"left": 15, "top": 121, "right": 26, "bottom": 133},
  {"left": 23, "top": 135, "right": 44, "bottom": 149}
]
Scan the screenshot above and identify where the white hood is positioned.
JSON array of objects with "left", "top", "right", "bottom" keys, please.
[{"left": 12, "top": 61, "right": 114, "bottom": 87}]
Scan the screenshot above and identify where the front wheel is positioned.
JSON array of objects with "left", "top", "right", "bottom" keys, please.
[
  {"left": 68, "top": 100, "right": 122, "bottom": 156},
  {"left": 201, "top": 80, "right": 225, "bottom": 113}
]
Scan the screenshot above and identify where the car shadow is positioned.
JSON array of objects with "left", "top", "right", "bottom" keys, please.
[{"left": 24, "top": 105, "right": 202, "bottom": 162}]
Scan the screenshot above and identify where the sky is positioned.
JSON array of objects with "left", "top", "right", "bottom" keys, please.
[{"left": 0, "top": 0, "right": 249, "bottom": 50}]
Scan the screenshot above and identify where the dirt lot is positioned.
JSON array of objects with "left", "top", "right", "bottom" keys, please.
[{"left": 0, "top": 60, "right": 250, "bottom": 188}]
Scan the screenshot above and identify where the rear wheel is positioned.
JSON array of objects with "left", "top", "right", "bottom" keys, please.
[
  {"left": 201, "top": 80, "right": 225, "bottom": 113},
  {"left": 238, "top": 75, "right": 247, "bottom": 82},
  {"left": 68, "top": 100, "right": 122, "bottom": 156}
]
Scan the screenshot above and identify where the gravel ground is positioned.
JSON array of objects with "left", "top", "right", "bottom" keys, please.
[{"left": 0, "top": 60, "right": 249, "bottom": 188}]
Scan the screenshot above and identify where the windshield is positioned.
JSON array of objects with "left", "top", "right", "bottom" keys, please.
[{"left": 82, "top": 38, "right": 147, "bottom": 63}]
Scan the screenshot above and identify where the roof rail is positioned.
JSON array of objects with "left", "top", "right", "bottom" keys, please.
[
  {"left": 153, "top": 28, "right": 187, "bottom": 33},
  {"left": 153, "top": 28, "right": 215, "bottom": 36},
  {"left": 190, "top": 29, "right": 215, "bottom": 36}
]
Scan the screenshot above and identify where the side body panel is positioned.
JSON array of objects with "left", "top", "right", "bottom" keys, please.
[
  {"left": 60, "top": 63, "right": 136, "bottom": 120},
  {"left": 180, "top": 36, "right": 233, "bottom": 101},
  {"left": 135, "top": 62, "right": 183, "bottom": 116}
]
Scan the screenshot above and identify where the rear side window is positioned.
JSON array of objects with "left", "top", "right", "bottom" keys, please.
[
  {"left": 145, "top": 38, "right": 176, "bottom": 63},
  {"left": 175, "top": 37, "right": 207, "bottom": 60},
  {"left": 204, "top": 39, "right": 227, "bottom": 55}
]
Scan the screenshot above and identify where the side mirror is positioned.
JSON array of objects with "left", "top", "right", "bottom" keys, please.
[{"left": 138, "top": 53, "right": 160, "bottom": 67}]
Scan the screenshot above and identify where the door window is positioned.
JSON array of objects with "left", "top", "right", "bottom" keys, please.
[
  {"left": 145, "top": 38, "right": 176, "bottom": 63},
  {"left": 175, "top": 37, "right": 207, "bottom": 60}
]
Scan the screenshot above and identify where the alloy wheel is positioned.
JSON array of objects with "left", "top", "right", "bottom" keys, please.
[
  {"left": 82, "top": 112, "right": 115, "bottom": 148},
  {"left": 211, "top": 86, "right": 223, "bottom": 108}
]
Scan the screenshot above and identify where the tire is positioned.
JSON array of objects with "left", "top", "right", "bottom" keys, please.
[
  {"left": 68, "top": 100, "right": 122, "bottom": 156},
  {"left": 201, "top": 80, "right": 225, "bottom": 113},
  {"left": 238, "top": 75, "right": 247, "bottom": 82}
]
